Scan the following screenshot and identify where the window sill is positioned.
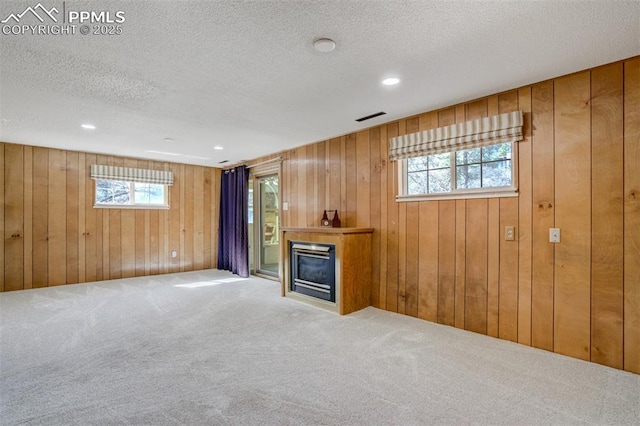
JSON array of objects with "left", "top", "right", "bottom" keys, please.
[
  {"left": 93, "top": 204, "right": 170, "bottom": 210},
  {"left": 397, "top": 187, "right": 518, "bottom": 202}
]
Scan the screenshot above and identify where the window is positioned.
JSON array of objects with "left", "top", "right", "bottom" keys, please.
[
  {"left": 400, "top": 141, "right": 517, "bottom": 200},
  {"left": 91, "top": 164, "right": 173, "bottom": 209},
  {"left": 95, "top": 179, "right": 168, "bottom": 208}
]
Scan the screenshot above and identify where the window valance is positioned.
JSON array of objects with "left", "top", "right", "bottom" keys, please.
[
  {"left": 90, "top": 165, "right": 174, "bottom": 186},
  {"left": 389, "top": 110, "right": 524, "bottom": 161}
]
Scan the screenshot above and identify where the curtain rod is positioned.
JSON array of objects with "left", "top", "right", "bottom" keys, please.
[{"left": 246, "top": 156, "right": 282, "bottom": 169}]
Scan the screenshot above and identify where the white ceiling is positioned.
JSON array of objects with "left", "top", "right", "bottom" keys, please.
[{"left": 1, "top": 1, "right": 639, "bottom": 167}]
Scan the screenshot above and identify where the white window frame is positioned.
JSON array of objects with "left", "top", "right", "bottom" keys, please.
[
  {"left": 397, "top": 141, "right": 519, "bottom": 202},
  {"left": 94, "top": 179, "right": 170, "bottom": 209}
]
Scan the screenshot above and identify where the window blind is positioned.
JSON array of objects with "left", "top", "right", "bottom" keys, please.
[
  {"left": 90, "top": 165, "right": 174, "bottom": 186},
  {"left": 389, "top": 110, "right": 524, "bottom": 161}
]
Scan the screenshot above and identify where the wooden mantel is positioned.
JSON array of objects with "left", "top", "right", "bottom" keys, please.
[
  {"left": 281, "top": 227, "right": 374, "bottom": 234},
  {"left": 281, "top": 227, "right": 373, "bottom": 315}
]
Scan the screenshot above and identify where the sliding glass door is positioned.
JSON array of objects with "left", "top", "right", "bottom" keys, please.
[{"left": 249, "top": 173, "right": 279, "bottom": 277}]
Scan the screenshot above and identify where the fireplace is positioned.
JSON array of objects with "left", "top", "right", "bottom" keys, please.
[{"left": 290, "top": 242, "right": 336, "bottom": 302}]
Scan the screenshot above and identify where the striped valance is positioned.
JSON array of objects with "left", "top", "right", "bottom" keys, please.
[
  {"left": 90, "top": 165, "right": 173, "bottom": 186},
  {"left": 389, "top": 110, "right": 524, "bottom": 161}
]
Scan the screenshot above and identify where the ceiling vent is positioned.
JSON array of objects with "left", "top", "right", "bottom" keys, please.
[{"left": 355, "top": 111, "right": 386, "bottom": 122}]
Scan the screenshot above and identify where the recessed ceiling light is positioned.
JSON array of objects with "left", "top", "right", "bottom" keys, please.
[
  {"left": 214, "top": 146, "right": 224, "bottom": 150},
  {"left": 81, "top": 124, "right": 96, "bottom": 130},
  {"left": 313, "top": 38, "right": 336, "bottom": 53},
  {"left": 382, "top": 77, "right": 401, "bottom": 86}
]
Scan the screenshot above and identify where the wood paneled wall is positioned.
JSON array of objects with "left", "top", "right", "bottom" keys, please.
[
  {"left": 1, "top": 143, "right": 221, "bottom": 291},
  {"left": 252, "top": 57, "right": 640, "bottom": 373}
]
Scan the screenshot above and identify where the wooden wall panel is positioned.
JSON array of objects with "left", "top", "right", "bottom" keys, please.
[
  {"left": 465, "top": 199, "right": 488, "bottom": 334},
  {"left": 48, "top": 149, "right": 66, "bottom": 286},
  {"left": 108, "top": 157, "right": 123, "bottom": 279},
  {"left": 338, "top": 140, "right": 347, "bottom": 228},
  {"left": 66, "top": 152, "right": 79, "bottom": 284},
  {"left": 356, "top": 130, "right": 370, "bottom": 227},
  {"left": 1, "top": 143, "right": 220, "bottom": 292},
  {"left": 23, "top": 147, "right": 33, "bottom": 289},
  {"left": 624, "top": 57, "right": 640, "bottom": 374},
  {"left": 437, "top": 201, "right": 456, "bottom": 326},
  {"left": 4, "top": 144, "right": 24, "bottom": 291},
  {"left": 134, "top": 160, "right": 148, "bottom": 277},
  {"left": 454, "top": 200, "right": 466, "bottom": 329},
  {"left": 385, "top": 123, "right": 399, "bottom": 312},
  {"left": 77, "top": 153, "right": 86, "bottom": 283},
  {"left": 590, "top": 63, "right": 624, "bottom": 369},
  {"left": 466, "top": 99, "right": 487, "bottom": 120},
  {"left": 318, "top": 142, "right": 328, "bottom": 226},
  {"left": 297, "top": 147, "right": 307, "bottom": 227},
  {"left": 306, "top": 145, "right": 315, "bottom": 227},
  {"left": 98, "top": 154, "right": 109, "bottom": 281},
  {"left": 499, "top": 198, "right": 518, "bottom": 342},
  {"left": 179, "top": 164, "right": 186, "bottom": 271},
  {"left": 109, "top": 209, "right": 122, "bottom": 279},
  {"left": 193, "top": 166, "right": 205, "bottom": 271},
  {"left": 370, "top": 128, "right": 382, "bottom": 308},
  {"left": 498, "top": 90, "right": 520, "bottom": 341},
  {"left": 486, "top": 97, "right": 500, "bottom": 338},
  {"left": 517, "top": 87, "right": 533, "bottom": 346},
  {"left": 405, "top": 202, "right": 419, "bottom": 317},
  {"left": 531, "top": 81, "right": 555, "bottom": 351},
  {"left": 289, "top": 148, "right": 298, "bottom": 228},
  {"left": 345, "top": 134, "right": 357, "bottom": 228},
  {"left": 169, "top": 163, "right": 181, "bottom": 273},
  {"left": 487, "top": 198, "right": 500, "bottom": 337},
  {"left": 135, "top": 207, "right": 146, "bottom": 277},
  {"left": 84, "top": 154, "right": 97, "bottom": 282},
  {"left": 32, "top": 148, "right": 48, "bottom": 288},
  {"left": 328, "top": 138, "right": 341, "bottom": 217},
  {"left": 418, "top": 201, "right": 438, "bottom": 322},
  {"left": 184, "top": 165, "right": 194, "bottom": 271},
  {"left": 324, "top": 144, "right": 330, "bottom": 217},
  {"left": 397, "top": 198, "right": 407, "bottom": 315},
  {"left": 378, "top": 128, "right": 388, "bottom": 309},
  {"left": 553, "top": 71, "right": 591, "bottom": 361}
]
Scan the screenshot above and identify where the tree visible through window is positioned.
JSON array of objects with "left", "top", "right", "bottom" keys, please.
[
  {"left": 95, "top": 179, "right": 167, "bottom": 207},
  {"left": 406, "top": 142, "right": 513, "bottom": 196}
]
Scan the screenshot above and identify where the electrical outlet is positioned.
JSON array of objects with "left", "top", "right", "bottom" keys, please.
[
  {"left": 171, "top": 250, "right": 178, "bottom": 258},
  {"left": 505, "top": 226, "right": 515, "bottom": 241},
  {"left": 549, "top": 228, "right": 560, "bottom": 243},
  {"left": 282, "top": 202, "right": 289, "bottom": 211}
]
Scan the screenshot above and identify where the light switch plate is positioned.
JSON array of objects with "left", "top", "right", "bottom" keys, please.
[
  {"left": 549, "top": 228, "right": 560, "bottom": 243},
  {"left": 282, "top": 202, "right": 289, "bottom": 211}
]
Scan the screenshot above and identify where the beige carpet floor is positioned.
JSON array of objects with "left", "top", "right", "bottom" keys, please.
[{"left": 1, "top": 269, "right": 639, "bottom": 425}]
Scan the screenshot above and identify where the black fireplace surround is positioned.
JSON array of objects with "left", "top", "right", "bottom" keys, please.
[{"left": 290, "top": 242, "right": 336, "bottom": 302}]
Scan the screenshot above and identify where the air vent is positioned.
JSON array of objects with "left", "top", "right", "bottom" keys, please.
[
  {"left": 355, "top": 111, "right": 386, "bottom": 122},
  {"left": 218, "top": 160, "right": 229, "bottom": 164}
]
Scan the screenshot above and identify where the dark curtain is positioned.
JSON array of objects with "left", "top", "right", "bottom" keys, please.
[{"left": 217, "top": 165, "right": 250, "bottom": 277}]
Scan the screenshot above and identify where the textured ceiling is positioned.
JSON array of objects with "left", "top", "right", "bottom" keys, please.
[{"left": 1, "top": 0, "right": 639, "bottom": 167}]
